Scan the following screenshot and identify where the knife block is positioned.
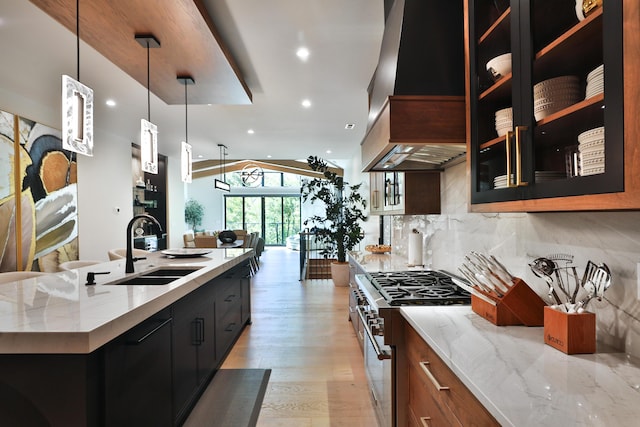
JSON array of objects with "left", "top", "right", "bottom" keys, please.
[
  {"left": 471, "top": 278, "right": 546, "bottom": 326},
  {"left": 471, "top": 294, "right": 521, "bottom": 326},
  {"left": 543, "top": 306, "right": 596, "bottom": 354}
]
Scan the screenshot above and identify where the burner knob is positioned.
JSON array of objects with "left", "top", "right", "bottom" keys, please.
[{"left": 370, "top": 319, "right": 384, "bottom": 335}]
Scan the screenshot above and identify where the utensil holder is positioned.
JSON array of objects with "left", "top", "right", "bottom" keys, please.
[
  {"left": 543, "top": 306, "right": 596, "bottom": 354},
  {"left": 471, "top": 278, "right": 546, "bottom": 326}
]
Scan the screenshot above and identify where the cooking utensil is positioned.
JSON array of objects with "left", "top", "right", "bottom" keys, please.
[
  {"left": 576, "top": 263, "right": 611, "bottom": 312},
  {"left": 529, "top": 258, "right": 563, "bottom": 306}
]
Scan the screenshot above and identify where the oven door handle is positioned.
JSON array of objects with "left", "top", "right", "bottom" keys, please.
[{"left": 357, "top": 306, "right": 391, "bottom": 360}]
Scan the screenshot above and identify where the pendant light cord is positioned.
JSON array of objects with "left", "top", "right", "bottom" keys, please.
[
  {"left": 146, "top": 41, "right": 151, "bottom": 122},
  {"left": 76, "top": 0, "right": 80, "bottom": 81},
  {"left": 184, "top": 82, "right": 188, "bottom": 143}
]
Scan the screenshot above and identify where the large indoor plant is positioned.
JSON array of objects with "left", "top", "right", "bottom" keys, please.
[
  {"left": 301, "top": 156, "right": 367, "bottom": 286},
  {"left": 184, "top": 199, "right": 204, "bottom": 231}
]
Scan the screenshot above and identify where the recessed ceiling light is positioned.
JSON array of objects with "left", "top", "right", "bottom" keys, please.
[
  {"left": 198, "top": 154, "right": 203, "bottom": 158},
  {"left": 105, "top": 99, "right": 116, "bottom": 107},
  {"left": 247, "top": 129, "right": 255, "bottom": 134},
  {"left": 296, "top": 47, "right": 310, "bottom": 61},
  {"left": 345, "top": 123, "right": 355, "bottom": 130},
  {"left": 267, "top": 154, "right": 272, "bottom": 158},
  {"left": 301, "top": 99, "right": 311, "bottom": 108},
  {"left": 326, "top": 150, "right": 332, "bottom": 154}
]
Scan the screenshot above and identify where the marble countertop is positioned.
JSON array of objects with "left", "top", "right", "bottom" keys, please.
[
  {"left": 349, "top": 251, "right": 428, "bottom": 273},
  {"left": 0, "top": 249, "right": 252, "bottom": 354},
  {"left": 402, "top": 306, "right": 640, "bottom": 426}
]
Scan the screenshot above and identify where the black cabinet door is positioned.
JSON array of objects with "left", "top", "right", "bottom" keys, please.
[
  {"left": 468, "top": 0, "right": 623, "bottom": 207},
  {"left": 172, "top": 282, "right": 218, "bottom": 425},
  {"left": 103, "top": 308, "right": 172, "bottom": 427},
  {"left": 171, "top": 293, "right": 200, "bottom": 424},
  {"left": 195, "top": 293, "right": 217, "bottom": 385}
]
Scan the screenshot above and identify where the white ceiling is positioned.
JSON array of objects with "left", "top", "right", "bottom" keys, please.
[{"left": 0, "top": 1, "right": 384, "bottom": 164}]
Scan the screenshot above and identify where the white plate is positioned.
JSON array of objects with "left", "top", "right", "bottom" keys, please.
[
  {"left": 587, "top": 64, "right": 604, "bottom": 80},
  {"left": 161, "top": 248, "right": 212, "bottom": 258}
]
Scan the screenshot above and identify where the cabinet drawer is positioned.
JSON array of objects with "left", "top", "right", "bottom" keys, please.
[
  {"left": 216, "top": 307, "right": 242, "bottom": 359},
  {"left": 217, "top": 280, "right": 242, "bottom": 319},
  {"left": 405, "top": 324, "right": 498, "bottom": 426},
  {"left": 407, "top": 361, "right": 459, "bottom": 427}
]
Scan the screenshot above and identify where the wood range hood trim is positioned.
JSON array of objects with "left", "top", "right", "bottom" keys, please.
[
  {"left": 361, "top": 95, "right": 467, "bottom": 172},
  {"left": 29, "top": 0, "right": 252, "bottom": 105}
]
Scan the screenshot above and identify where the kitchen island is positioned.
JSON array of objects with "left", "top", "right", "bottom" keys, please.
[
  {"left": 398, "top": 306, "right": 640, "bottom": 426},
  {"left": 0, "top": 249, "right": 253, "bottom": 426}
]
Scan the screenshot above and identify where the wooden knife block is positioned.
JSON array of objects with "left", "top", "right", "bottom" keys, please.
[
  {"left": 471, "top": 278, "right": 546, "bottom": 326},
  {"left": 543, "top": 306, "right": 596, "bottom": 354}
]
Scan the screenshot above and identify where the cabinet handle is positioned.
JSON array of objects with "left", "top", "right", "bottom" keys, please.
[
  {"left": 419, "top": 361, "right": 450, "bottom": 391},
  {"left": 515, "top": 125, "right": 528, "bottom": 187},
  {"left": 127, "top": 318, "right": 172, "bottom": 345},
  {"left": 225, "top": 322, "right": 236, "bottom": 332},
  {"left": 191, "top": 318, "right": 202, "bottom": 345},
  {"left": 224, "top": 294, "right": 236, "bottom": 302},
  {"left": 505, "top": 131, "right": 515, "bottom": 188},
  {"left": 197, "top": 317, "right": 205, "bottom": 343},
  {"left": 372, "top": 190, "right": 379, "bottom": 209},
  {"left": 420, "top": 417, "right": 432, "bottom": 427}
]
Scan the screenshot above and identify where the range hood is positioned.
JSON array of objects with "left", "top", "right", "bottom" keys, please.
[{"left": 362, "top": 0, "right": 466, "bottom": 172}]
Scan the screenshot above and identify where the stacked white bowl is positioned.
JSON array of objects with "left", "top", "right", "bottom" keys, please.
[
  {"left": 533, "top": 75, "right": 581, "bottom": 121},
  {"left": 495, "top": 107, "right": 512, "bottom": 137},
  {"left": 585, "top": 64, "right": 604, "bottom": 99},
  {"left": 578, "top": 126, "right": 605, "bottom": 176},
  {"left": 486, "top": 53, "right": 512, "bottom": 81}
]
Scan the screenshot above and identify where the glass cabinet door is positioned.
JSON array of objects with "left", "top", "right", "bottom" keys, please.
[{"left": 468, "top": 0, "right": 623, "bottom": 206}]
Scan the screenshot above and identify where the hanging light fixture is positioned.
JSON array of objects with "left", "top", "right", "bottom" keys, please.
[
  {"left": 178, "top": 75, "right": 195, "bottom": 183},
  {"left": 135, "top": 34, "right": 160, "bottom": 174},
  {"left": 62, "top": 0, "right": 93, "bottom": 156},
  {"left": 214, "top": 143, "right": 230, "bottom": 192}
]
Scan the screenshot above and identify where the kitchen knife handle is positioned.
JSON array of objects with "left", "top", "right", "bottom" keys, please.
[
  {"left": 420, "top": 417, "right": 432, "bottom": 427},
  {"left": 419, "top": 361, "right": 450, "bottom": 391}
]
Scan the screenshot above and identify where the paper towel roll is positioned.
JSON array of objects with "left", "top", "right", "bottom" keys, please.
[{"left": 408, "top": 232, "right": 423, "bottom": 266}]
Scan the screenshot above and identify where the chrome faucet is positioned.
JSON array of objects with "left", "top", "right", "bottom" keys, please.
[{"left": 126, "top": 214, "right": 163, "bottom": 273}]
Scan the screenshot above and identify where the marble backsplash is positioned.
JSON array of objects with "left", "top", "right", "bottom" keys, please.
[{"left": 385, "top": 162, "right": 640, "bottom": 358}]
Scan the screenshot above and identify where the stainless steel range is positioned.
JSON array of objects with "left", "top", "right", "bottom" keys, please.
[{"left": 353, "top": 270, "right": 471, "bottom": 427}]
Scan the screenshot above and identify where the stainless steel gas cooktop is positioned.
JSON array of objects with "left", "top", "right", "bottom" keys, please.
[{"left": 368, "top": 271, "right": 471, "bottom": 306}]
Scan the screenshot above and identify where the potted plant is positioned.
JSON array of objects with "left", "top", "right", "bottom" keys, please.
[
  {"left": 184, "top": 199, "right": 204, "bottom": 232},
  {"left": 301, "top": 156, "right": 367, "bottom": 286}
]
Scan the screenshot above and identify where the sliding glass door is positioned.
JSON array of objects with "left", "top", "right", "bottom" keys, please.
[{"left": 225, "top": 196, "right": 300, "bottom": 246}]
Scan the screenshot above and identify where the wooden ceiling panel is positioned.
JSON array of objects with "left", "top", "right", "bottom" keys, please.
[{"left": 29, "top": 0, "right": 252, "bottom": 105}]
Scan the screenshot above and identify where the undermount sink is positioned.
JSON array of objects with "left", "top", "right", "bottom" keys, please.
[{"left": 112, "top": 267, "right": 203, "bottom": 286}]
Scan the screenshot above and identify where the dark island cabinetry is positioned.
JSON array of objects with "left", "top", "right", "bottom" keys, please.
[{"left": 0, "top": 261, "right": 251, "bottom": 427}]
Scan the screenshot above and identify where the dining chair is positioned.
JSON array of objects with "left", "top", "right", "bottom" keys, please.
[
  {"left": 194, "top": 235, "right": 218, "bottom": 248},
  {"left": 58, "top": 260, "right": 102, "bottom": 271},
  {"left": 108, "top": 248, "right": 149, "bottom": 261}
]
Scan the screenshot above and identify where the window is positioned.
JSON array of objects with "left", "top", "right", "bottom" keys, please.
[{"left": 225, "top": 196, "right": 301, "bottom": 246}]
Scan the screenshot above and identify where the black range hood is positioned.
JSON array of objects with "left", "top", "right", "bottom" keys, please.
[{"left": 362, "top": 0, "right": 466, "bottom": 171}]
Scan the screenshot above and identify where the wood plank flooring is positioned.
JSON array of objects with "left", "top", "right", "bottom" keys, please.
[{"left": 221, "top": 247, "right": 379, "bottom": 426}]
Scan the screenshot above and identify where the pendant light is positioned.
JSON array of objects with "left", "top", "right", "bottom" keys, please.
[
  {"left": 135, "top": 34, "right": 160, "bottom": 174},
  {"left": 62, "top": 0, "right": 93, "bottom": 156},
  {"left": 214, "top": 144, "right": 230, "bottom": 192},
  {"left": 178, "top": 75, "right": 195, "bottom": 183}
]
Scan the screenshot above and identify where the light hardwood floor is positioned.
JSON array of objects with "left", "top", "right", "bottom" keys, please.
[{"left": 221, "top": 247, "right": 379, "bottom": 426}]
